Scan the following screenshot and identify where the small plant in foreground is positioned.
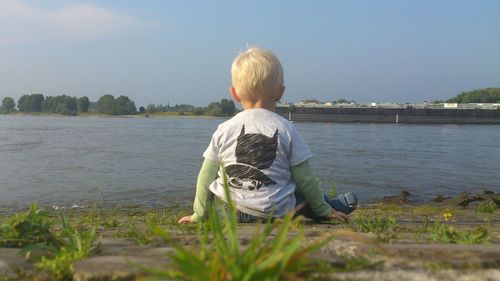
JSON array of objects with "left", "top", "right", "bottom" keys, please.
[
  {"left": 0, "top": 203, "right": 58, "bottom": 247},
  {"left": 349, "top": 215, "right": 398, "bottom": 242},
  {"left": 429, "top": 222, "right": 490, "bottom": 244},
  {"left": 118, "top": 222, "right": 156, "bottom": 246},
  {"left": 28, "top": 214, "right": 98, "bottom": 280},
  {"left": 475, "top": 200, "right": 497, "bottom": 214},
  {"left": 144, "top": 172, "right": 334, "bottom": 281}
]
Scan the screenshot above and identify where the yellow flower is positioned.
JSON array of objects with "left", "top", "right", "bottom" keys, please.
[{"left": 442, "top": 212, "right": 453, "bottom": 222}]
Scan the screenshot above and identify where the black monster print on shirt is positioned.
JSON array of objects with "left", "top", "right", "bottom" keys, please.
[{"left": 226, "top": 125, "right": 278, "bottom": 190}]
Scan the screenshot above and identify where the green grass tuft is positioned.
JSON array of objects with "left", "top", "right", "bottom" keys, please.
[{"left": 475, "top": 200, "right": 497, "bottom": 214}]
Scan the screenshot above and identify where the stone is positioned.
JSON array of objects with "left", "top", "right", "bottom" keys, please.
[
  {"left": 73, "top": 255, "right": 168, "bottom": 281},
  {"left": 383, "top": 190, "right": 411, "bottom": 204},
  {"left": 0, "top": 248, "right": 33, "bottom": 277},
  {"left": 335, "top": 269, "right": 500, "bottom": 281}
]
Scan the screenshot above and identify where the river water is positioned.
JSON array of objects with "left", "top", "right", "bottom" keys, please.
[{"left": 0, "top": 115, "right": 499, "bottom": 209}]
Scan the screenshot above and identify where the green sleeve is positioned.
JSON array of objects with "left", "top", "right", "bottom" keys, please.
[
  {"left": 191, "top": 158, "right": 219, "bottom": 222},
  {"left": 291, "top": 160, "right": 332, "bottom": 217}
]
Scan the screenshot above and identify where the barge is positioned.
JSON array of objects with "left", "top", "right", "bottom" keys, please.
[{"left": 275, "top": 106, "right": 500, "bottom": 124}]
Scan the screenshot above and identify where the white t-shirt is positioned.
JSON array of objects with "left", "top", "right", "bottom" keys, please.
[{"left": 203, "top": 108, "right": 313, "bottom": 218}]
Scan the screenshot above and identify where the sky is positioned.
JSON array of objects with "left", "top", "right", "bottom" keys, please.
[{"left": 0, "top": 0, "right": 499, "bottom": 107}]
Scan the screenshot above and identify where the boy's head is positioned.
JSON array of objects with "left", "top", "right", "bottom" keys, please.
[{"left": 231, "top": 48, "right": 284, "bottom": 103}]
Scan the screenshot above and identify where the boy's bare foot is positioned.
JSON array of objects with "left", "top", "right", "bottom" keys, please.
[{"left": 178, "top": 215, "right": 193, "bottom": 224}]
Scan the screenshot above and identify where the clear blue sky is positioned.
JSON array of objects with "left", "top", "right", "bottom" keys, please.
[{"left": 1, "top": 0, "right": 499, "bottom": 106}]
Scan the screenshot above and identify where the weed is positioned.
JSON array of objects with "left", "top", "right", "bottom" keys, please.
[
  {"left": 143, "top": 172, "right": 334, "bottom": 281},
  {"left": 32, "top": 214, "right": 98, "bottom": 280},
  {"left": 475, "top": 200, "right": 497, "bottom": 214},
  {"left": 144, "top": 207, "right": 188, "bottom": 226},
  {"left": 429, "top": 223, "right": 490, "bottom": 244},
  {"left": 117, "top": 222, "right": 156, "bottom": 246},
  {"left": 103, "top": 218, "right": 121, "bottom": 229},
  {"left": 0, "top": 203, "right": 59, "bottom": 247},
  {"left": 349, "top": 215, "right": 399, "bottom": 242}
]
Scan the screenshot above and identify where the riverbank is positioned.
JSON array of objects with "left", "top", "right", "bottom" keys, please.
[
  {"left": 1, "top": 191, "right": 498, "bottom": 281},
  {"left": 0, "top": 112, "right": 226, "bottom": 119}
]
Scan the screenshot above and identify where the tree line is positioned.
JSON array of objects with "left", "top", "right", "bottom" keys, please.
[
  {"left": 138, "top": 98, "right": 236, "bottom": 117},
  {"left": 1, "top": 94, "right": 236, "bottom": 117},
  {"left": 446, "top": 88, "right": 500, "bottom": 103},
  {"left": 0, "top": 94, "right": 133, "bottom": 115}
]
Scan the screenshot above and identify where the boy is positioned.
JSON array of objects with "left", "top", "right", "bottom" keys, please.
[{"left": 178, "top": 48, "right": 357, "bottom": 224}]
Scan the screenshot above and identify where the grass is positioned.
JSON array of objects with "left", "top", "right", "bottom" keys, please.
[
  {"left": 0, "top": 204, "right": 98, "bottom": 280},
  {"left": 475, "top": 200, "right": 497, "bottom": 214},
  {"left": 348, "top": 208, "right": 494, "bottom": 244},
  {"left": 429, "top": 223, "right": 490, "bottom": 244},
  {"left": 31, "top": 214, "right": 98, "bottom": 280},
  {"left": 0, "top": 203, "right": 59, "bottom": 248},
  {"left": 142, "top": 172, "right": 335, "bottom": 281},
  {"left": 349, "top": 215, "right": 399, "bottom": 242}
]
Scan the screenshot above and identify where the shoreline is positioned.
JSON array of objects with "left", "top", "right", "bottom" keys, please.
[
  {"left": 1, "top": 190, "right": 497, "bottom": 215},
  {"left": 0, "top": 112, "right": 228, "bottom": 119}
]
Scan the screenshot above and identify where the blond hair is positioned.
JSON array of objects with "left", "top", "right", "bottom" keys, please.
[{"left": 231, "top": 47, "right": 284, "bottom": 100}]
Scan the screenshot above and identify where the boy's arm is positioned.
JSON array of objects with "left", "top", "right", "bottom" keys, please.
[
  {"left": 291, "top": 160, "right": 332, "bottom": 217},
  {"left": 189, "top": 158, "right": 219, "bottom": 223}
]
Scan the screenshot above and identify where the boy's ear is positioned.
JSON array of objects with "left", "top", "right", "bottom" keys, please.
[
  {"left": 230, "top": 86, "right": 241, "bottom": 102},
  {"left": 276, "top": 85, "right": 285, "bottom": 101}
]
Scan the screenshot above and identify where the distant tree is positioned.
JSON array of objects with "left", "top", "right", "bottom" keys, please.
[
  {"left": 139, "top": 106, "right": 146, "bottom": 113},
  {"left": 96, "top": 94, "right": 115, "bottom": 114},
  {"left": 77, "top": 96, "right": 90, "bottom": 113},
  {"left": 207, "top": 102, "right": 223, "bottom": 116},
  {"left": 301, "top": 99, "right": 320, "bottom": 104},
  {"left": 31, "top": 94, "right": 44, "bottom": 112},
  {"left": 206, "top": 99, "right": 236, "bottom": 117},
  {"left": 113, "top": 95, "right": 137, "bottom": 115},
  {"left": 336, "top": 98, "right": 348, "bottom": 104},
  {"left": 42, "top": 95, "right": 77, "bottom": 115},
  {"left": 1, "top": 97, "right": 15, "bottom": 113},
  {"left": 146, "top": 103, "right": 157, "bottom": 113},
  {"left": 17, "top": 95, "right": 28, "bottom": 112},
  {"left": 220, "top": 98, "right": 236, "bottom": 116},
  {"left": 447, "top": 88, "right": 500, "bottom": 103},
  {"left": 17, "top": 94, "right": 44, "bottom": 112},
  {"left": 192, "top": 107, "right": 206, "bottom": 115}
]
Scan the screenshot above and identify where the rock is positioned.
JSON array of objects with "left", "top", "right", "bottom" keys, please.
[
  {"left": 73, "top": 238, "right": 174, "bottom": 281},
  {"left": 446, "top": 191, "right": 500, "bottom": 207},
  {"left": 383, "top": 190, "right": 411, "bottom": 204},
  {"left": 432, "top": 195, "right": 452, "bottom": 203},
  {"left": 334, "top": 269, "right": 500, "bottom": 281},
  {"left": 0, "top": 248, "right": 33, "bottom": 277},
  {"left": 379, "top": 243, "right": 500, "bottom": 269},
  {"left": 73, "top": 255, "right": 168, "bottom": 281}
]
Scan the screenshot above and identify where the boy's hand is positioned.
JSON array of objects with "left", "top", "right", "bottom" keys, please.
[
  {"left": 178, "top": 215, "right": 194, "bottom": 224},
  {"left": 325, "top": 209, "right": 349, "bottom": 222}
]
